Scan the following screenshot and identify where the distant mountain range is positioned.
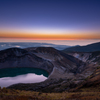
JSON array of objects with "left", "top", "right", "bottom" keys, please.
[
  {"left": 63, "top": 42, "right": 100, "bottom": 52},
  {"left": 0, "top": 42, "right": 70, "bottom": 51}
]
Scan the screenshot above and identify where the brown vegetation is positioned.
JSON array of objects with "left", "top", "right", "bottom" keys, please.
[{"left": 1, "top": 87, "right": 100, "bottom": 100}]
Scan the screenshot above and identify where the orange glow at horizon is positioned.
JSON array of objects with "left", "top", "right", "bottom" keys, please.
[{"left": 0, "top": 31, "right": 100, "bottom": 40}]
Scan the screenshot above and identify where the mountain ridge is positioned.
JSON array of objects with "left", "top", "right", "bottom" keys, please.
[
  {"left": 0, "top": 47, "right": 54, "bottom": 73},
  {"left": 0, "top": 46, "right": 100, "bottom": 92},
  {"left": 63, "top": 42, "right": 100, "bottom": 52}
]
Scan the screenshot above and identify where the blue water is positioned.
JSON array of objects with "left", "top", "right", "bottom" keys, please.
[{"left": 0, "top": 68, "right": 48, "bottom": 88}]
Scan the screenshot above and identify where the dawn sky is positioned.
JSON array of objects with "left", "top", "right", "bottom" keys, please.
[{"left": 0, "top": 0, "right": 100, "bottom": 43}]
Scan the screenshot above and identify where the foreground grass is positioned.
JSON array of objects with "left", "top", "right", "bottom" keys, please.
[{"left": 0, "top": 87, "right": 100, "bottom": 100}]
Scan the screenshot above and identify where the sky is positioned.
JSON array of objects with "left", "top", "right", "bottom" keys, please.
[{"left": 0, "top": 0, "right": 100, "bottom": 45}]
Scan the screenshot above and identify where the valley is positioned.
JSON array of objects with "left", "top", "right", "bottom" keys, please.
[{"left": 0, "top": 42, "right": 100, "bottom": 99}]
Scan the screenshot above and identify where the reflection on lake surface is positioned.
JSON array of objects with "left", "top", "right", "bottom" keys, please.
[{"left": 0, "top": 68, "right": 48, "bottom": 88}]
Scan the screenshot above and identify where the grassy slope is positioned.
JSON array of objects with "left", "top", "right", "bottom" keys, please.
[
  {"left": 1, "top": 87, "right": 100, "bottom": 100},
  {"left": 1, "top": 67, "right": 100, "bottom": 100},
  {"left": 2, "top": 66, "right": 100, "bottom": 100}
]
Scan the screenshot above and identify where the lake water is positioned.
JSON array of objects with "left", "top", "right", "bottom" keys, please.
[{"left": 0, "top": 68, "right": 48, "bottom": 88}]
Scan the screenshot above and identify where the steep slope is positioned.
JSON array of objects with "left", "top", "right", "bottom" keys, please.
[
  {"left": 82, "top": 67, "right": 100, "bottom": 88},
  {"left": 0, "top": 48, "right": 54, "bottom": 73},
  {"left": 0, "top": 47, "right": 83, "bottom": 79},
  {"left": 1, "top": 47, "right": 98, "bottom": 92},
  {"left": 25, "top": 47, "right": 83, "bottom": 79},
  {"left": 71, "top": 66, "right": 100, "bottom": 92},
  {"left": 68, "top": 51, "right": 100, "bottom": 63},
  {"left": 3, "top": 47, "right": 100, "bottom": 92},
  {"left": 0, "top": 47, "right": 84, "bottom": 92},
  {"left": 63, "top": 42, "right": 100, "bottom": 52},
  {"left": 66, "top": 51, "right": 100, "bottom": 79}
]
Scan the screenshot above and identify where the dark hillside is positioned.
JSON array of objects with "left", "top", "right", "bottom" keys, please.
[{"left": 63, "top": 42, "right": 100, "bottom": 52}]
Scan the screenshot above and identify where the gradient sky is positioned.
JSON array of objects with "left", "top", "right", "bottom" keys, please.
[{"left": 0, "top": 0, "right": 100, "bottom": 41}]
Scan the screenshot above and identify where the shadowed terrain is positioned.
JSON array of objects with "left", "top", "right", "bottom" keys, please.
[
  {"left": 63, "top": 42, "right": 100, "bottom": 52},
  {"left": 0, "top": 45, "right": 100, "bottom": 93}
]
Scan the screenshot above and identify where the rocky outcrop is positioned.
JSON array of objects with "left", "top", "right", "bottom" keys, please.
[
  {"left": 0, "top": 47, "right": 83, "bottom": 79},
  {"left": 67, "top": 51, "right": 100, "bottom": 63},
  {"left": 0, "top": 48, "right": 54, "bottom": 73},
  {"left": 66, "top": 51, "right": 100, "bottom": 80},
  {"left": 26, "top": 47, "right": 83, "bottom": 79},
  {"left": 1, "top": 47, "right": 100, "bottom": 92}
]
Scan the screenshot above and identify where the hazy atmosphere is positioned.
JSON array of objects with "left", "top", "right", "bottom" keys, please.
[
  {"left": 0, "top": 0, "right": 100, "bottom": 100},
  {"left": 0, "top": 0, "right": 100, "bottom": 45}
]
